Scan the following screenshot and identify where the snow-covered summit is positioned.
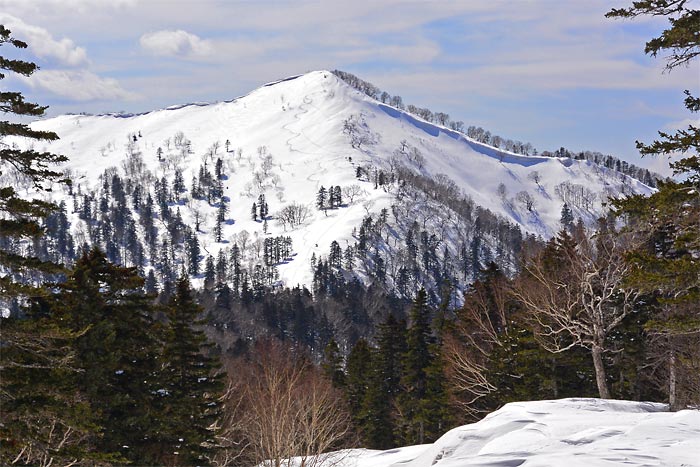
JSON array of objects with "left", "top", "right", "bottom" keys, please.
[
  {"left": 10, "top": 70, "right": 655, "bottom": 291},
  {"left": 337, "top": 398, "right": 700, "bottom": 467}
]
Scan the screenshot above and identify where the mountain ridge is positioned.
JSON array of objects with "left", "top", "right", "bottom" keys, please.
[{"left": 7, "top": 70, "right": 655, "bottom": 301}]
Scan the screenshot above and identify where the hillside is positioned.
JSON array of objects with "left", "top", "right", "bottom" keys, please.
[
  {"left": 322, "top": 399, "right": 700, "bottom": 467},
  {"left": 6, "top": 70, "right": 655, "bottom": 303}
]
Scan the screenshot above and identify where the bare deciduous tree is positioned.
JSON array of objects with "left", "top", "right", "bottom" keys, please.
[
  {"left": 342, "top": 184, "right": 365, "bottom": 205},
  {"left": 527, "top": 171, "right": 541, "bottom": 187},
  {"left": 512, "top": 231, "right": 639, "bottom": 398},
  {"left": 222, "top": 341, "right": 353, "bottom": 467},
  {"left": 516, "top": 191, "right": 535, "bottom": 212},
  {"left": 277, "top": 203, "right": 311, "bottom": 231},
  {"left": 443, "top": 267, "right": 512, "bottom": 416}
]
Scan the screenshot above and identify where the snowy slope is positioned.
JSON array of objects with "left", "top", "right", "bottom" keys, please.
[
  {"left": 328, "top": 399, "right": 700, "bottom": 467},
  {"left": 9, "top": 71, "right": 655, "bottom": 290}
]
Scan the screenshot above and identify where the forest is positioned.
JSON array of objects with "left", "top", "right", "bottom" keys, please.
[{"left": 1, "top": 2, "right": 699, "bottom": 466}]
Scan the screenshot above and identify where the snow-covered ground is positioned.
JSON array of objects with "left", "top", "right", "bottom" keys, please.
[
  {"left": 332, "top": 399, "right": 700, "bottom": 467},
  {"left": 9, "top": 71, "right": 655, "bottom": 289}
]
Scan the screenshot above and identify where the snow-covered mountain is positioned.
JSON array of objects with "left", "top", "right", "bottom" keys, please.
[
  {"left": 9, "top": 70, "right": 654, "bottom": 297},
  {"left": 317, "top": 398, "right": 700, "bottom": 467}
]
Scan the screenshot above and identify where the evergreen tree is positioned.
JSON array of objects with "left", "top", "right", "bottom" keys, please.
[
  {"left": 258, "top": 193, "right": 268, "bottom": 219},
  {"left": 214, "top": 197, "right": 227, "bottom": 242},
  {"left": 0, "top": 25, "right": 68, "bottom": 297},
  {"left": 215, "top": 282, "right": 232, "bottom": 309},
  {"left": 0, "top": 26, "right": 94, "bottom": 466},
  {"left": 322, "top": 338, "right": 346, "bottom": 388},
  {"left": 53, "top": 248, "right": 162, "bottom": 464},
  {"left": 317, "top": 185, "right": 327, "bottom": 214},
  {"left": 560, "top": 202, "right": 574, "bottom": 232},
  {"left": 329, "top": 240, "right": 342, "bottom": 270},
  {"left": 186, "top": 229, "right": 201, "bottom": 276},
  {"left": 154, "top": 277, "right": 223, "bottom": 465},
  {"left": 333, "top": 185, "right": 343, "bottom": 208},
  {"left": 173, "top": 168, "right": 185, "bottom": 198},
  {"left": 608, "top": 1, "right": 700, "bottom": 408},
  {"left": 419, "top": 342, "right": 451, "bottom": 441},
  {"left": 146, "top": 269, "right": 159, "bottom": 295},
  {"left": 204, "top": 255, "right": 216, "bottom": 289},
  {"left": 215, "top": 157, "right": 224, "bottom": 180},
  {"left": 361, "top": 314, "right": 406, "bottom": 449},
  {"left": 345, "top": 339, "right": 373, "bottom": 435},
  {"left": 397, "top": 289, "right": 440, "bottom": 445}
]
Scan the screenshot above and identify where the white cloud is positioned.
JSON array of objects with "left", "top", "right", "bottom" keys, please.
[
  {"left": 664, "top": 117, "right": 700, "bottom": 131},
  {"left": 140, "top": 29, "right": 212, "bottom": 58},
  {"left": 0, "top": 14, "right": 88, "bottom": 66},
  {"left": 21, "top": 70, "right": 138, "bottom": 102},
  {"left": 0, "top": 0, "right": 137, "bottom": 20}
]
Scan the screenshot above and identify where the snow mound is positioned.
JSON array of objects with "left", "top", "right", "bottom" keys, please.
[{"left": 344, "top": 398, "right": 700, "bottom": 467}]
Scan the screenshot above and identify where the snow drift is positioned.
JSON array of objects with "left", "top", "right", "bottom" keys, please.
[{"left": 336, "top": 398, "right": 700, "bottom": 467}]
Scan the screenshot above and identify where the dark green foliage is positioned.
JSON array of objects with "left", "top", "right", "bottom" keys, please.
[
  {"left": 0, "top": 26, "right": 69, "bottom": 297},
  {"left": 205, "top": 254, "right": 216, "bottom": 288},
  {"left": 322, "top": 338, "right": 346, "bottom": 388},
  {"left": 153, "top": 277, "right": 223, "bottom": 466},
  {"left": 560, "top": 203, "right": 574, "bottom": 232},
  {"left": 360, "top": 314, "right": 406, "bottom": 449},
  {"left": 396, "top": 289, "right": 448, "bottom": 445},
  {"left": 345, "top": 339, "right": 373, "bottom": 424},
  {"left": 445, "top": 262, "right": 599, "bottom": 421},
  {"left": 214, "top": 197, "right": 227, "bottom": 242},
  {"left": 186, "top": 228, "right": 201, "bottom": 275},
  {"left": 0, "top": 26, "right": 87, "bottom": 466},
  {"left": 607, "top": 1, "right": 699, "bottom": 70},
  {"left": 317, "top": 185, "right": 327, "bottom": 212},
  {"left": 52, "top": 248, "right": 162, "bottom": 463},
  {"left": 0, "top": 313, "right": 110, "bottom": 466},
  {"left": 608, "top": 0, "right": 700, "bottom": 408}
]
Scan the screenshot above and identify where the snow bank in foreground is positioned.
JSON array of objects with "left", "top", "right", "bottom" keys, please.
[{"left": 338, "top": 398, "right": 700, "bottom": 467}]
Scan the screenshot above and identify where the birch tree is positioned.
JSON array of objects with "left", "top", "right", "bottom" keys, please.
[{"left": 512, "top": 229, "right": 639, "bottom": 398}]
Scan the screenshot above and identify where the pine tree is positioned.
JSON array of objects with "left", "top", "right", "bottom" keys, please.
[
  {"left": 361, "top": 314, "right": 406, "bottom": 449},
  {"left": 186, "top": 229, "right": 201, "bottom": 275},
  {"left": 333, "top": 185, "right": 342, "bottom": 208},
  {"left": 560, "top": 202, "right": 574, "bottom": 232},
  {"left": 258, "top": 193, "right": 268, "bottom": 219},
  {"left": 214, "top": 197, "right": 227, "bottom": 242},
  {"left": 329, "top": 240, "right": 342, "bottom": 270},
  {"left": 215, "top": 157, "right": 224, "bottom": 180},
  {"left": 0, "top": 26, "right": 95, "bottom": 466},
  {"left": 322, "top": 338, "right": 346, "bottom": 388},
  {"left": 397, "top": 289, "right": 435, "bottom": 444},
  {"left": 419, "top": 342, "right": 451, "bottom": 442},
  {"left": 608, "top": 1, "right": 700, "bottom": 409},
  {"left": 345, "top": 339, "right": 373, "bottom": 435},
  {"left": 204, "top": 255, "right": 216, "bottom": 289},
  {"left": 173, "top": 168, "right": 185, "bottom": 198},
  {"left": 154, "top": 277, "right": 223, "bottom": 465},
  {"left": 317, "top": 185, "right": 327, "bottom": 214},
  {"left": 52, "top": 248, "right": 162, "bottom": 464},
  {"left": 0, "top": 26, "right": 68, "bottom": 298}
]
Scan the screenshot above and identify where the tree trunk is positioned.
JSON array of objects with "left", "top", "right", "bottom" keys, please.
[
  {"left": 551, "top": 358, "right": 559, "bottom": 399},
  {"left": 591, "top": 345, "right": 610, "bottom": 399},
  {"left": 669, "top": 349, "right": 677, "bottom": 410}
]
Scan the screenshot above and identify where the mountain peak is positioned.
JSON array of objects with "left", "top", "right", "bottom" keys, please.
[{"left": 11, "top": 70, "right": 654, "bottom": 298}]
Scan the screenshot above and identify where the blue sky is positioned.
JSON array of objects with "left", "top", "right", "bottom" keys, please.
[{"left": 1, "top": 0, "right": 697, "bottom": 176}]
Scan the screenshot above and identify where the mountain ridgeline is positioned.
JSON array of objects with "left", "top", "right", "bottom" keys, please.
[{"left": 6, "top": 70, "right": 655, "bottom": 349}]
